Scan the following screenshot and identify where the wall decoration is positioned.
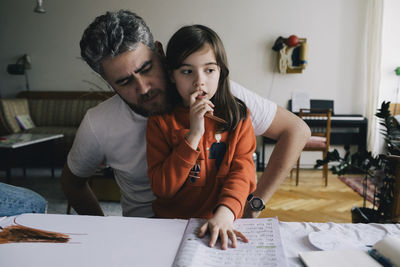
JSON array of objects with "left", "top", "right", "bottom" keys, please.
[{"left": 272, "top": 35, "right": 307, "bottom": 74}]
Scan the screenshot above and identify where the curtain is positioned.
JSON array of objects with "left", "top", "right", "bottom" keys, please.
[{"left": 366, "top": 0, "right": 384, "bottom": 154}]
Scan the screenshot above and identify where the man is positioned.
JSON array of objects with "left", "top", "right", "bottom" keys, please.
[{"left": 61, "top": 10, "right": 310, "bottom": 218}]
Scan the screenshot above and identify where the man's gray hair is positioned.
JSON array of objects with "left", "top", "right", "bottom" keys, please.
[{"left": 80, "top": 10, "right": 155, "bottom": 76}]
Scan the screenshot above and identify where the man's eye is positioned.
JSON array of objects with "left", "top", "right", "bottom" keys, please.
[
  {"left": 141, "top": 65, "right": 152, "bottom": 74},
  {"left": 120, "top": 77, "right": 133, "bottom": 86}
]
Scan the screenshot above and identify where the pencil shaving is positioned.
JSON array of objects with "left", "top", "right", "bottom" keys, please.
[{"left": 0, "top": 225, "right": 70, "bottom": 244}]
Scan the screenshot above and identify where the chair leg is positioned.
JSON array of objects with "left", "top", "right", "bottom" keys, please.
[
  {"left": 323, "top": 151, "right": 328, "bottom": 186},
  {"left": 66, "top": 202, "right": 71, "bottom": 214},
  {"left": 323, "top": 163, "right": 328, "bottom": 186},
  {"left": 296, "top": 157, "right": 300, "bottom": 186}
]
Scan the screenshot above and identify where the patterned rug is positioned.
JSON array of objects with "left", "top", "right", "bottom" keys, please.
[{"left": 338, "top": 176, "right": 378, "bottom": 204}]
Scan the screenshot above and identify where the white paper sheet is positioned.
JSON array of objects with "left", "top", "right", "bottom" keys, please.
[
  {"left": 291, "top": 91, "right": 310, "bottom": 112},
  {"left": 0, "top": 214, "right": 187, "bottom": 267},
  {"left": 279, "top": 222, "right": 400, "bottom": 267}
]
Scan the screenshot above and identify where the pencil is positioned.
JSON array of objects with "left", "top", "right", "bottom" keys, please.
[{"left": 204, "top": 113, "right": 227, "bottom": 124}]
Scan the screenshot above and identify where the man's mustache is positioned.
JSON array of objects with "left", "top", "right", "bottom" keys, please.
[{"left": 139, "top": 89, "right": 163, "bottom": 103}]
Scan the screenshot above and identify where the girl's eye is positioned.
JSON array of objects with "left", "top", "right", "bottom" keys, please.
[
  {"left": 181, "top": 69, "right": 192, "bottom": 74},
  {"left": 206, "top": 68, "right": 216, "bottom": 73}
]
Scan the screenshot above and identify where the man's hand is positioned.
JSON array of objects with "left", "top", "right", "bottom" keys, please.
[
  {"left": 243, "top": 106, "right": 310, "bottom": 219},
  {"left": 198, "top": 205, "right": 248, "bottom": 250},
  {"left": 242, "top": 202, "right": 261, "bottom": 218}
]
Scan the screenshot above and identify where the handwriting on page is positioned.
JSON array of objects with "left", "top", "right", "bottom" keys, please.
[{"left": 173, "top": 218, "right": 287, "bottom": 267}]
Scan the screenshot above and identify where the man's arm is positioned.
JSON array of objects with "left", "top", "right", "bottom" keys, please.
[
  {"left": 243, "top": 106, "right": 311, "bottom": 218},
  {"left": 60, "top": 163, "right": 104, "bottom": 216}
]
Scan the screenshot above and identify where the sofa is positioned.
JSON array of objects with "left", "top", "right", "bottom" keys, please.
[{"left": 0, "top": 90, "right": 115, "bottom": 167}]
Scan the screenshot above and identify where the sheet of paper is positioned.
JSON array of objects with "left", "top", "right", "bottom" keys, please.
[
  {"left": 299, "top": 250, "right": 381, "bottom": 267},
  {"left": 0, "top": 213, "right": 187, "bottom": 267},
  {"left": 291, "top": 91, "right": 310, "bottom": 112},
  {"left": 172, "top": 217, "right": 287, "bottom": 267},
  {"left": 299, "top": 235, "right": 400, "bottom": 267},
  {"left": 372, "top": 236, "right": 400, "bottom": 266}
]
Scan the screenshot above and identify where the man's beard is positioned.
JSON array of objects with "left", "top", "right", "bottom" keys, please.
[{"left": 117, "top": 88, "right": 172, "bottom": 117}]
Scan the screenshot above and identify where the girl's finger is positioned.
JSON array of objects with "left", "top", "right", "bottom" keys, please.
[
  {"left": 198, "top": 222, "right": 208, "bottom": 238},
  {"left": 189, "top": 90, "right": 201, "bottom": 106},
  {"left": 190, "top": 99, "right": 206, "bottom": 111},
  {"left": 192, "top": 103, "right": 213, "bottom": 117},
  {"left": 205, "top": 99, "right": 215, "bottom": 108},
  {"left": 227, "top": 230, "right": 237, "bottom": 248},
  {"left": 199, "top": 102, "right": 214, "bottom": 114},
  {"left": 233, "top": 230, "right": 249, "bottom": 243},
  {"left": 208, "top": 226, "right": 219, "bottom": 248},
  {"left": 219, "top": 229, "right": 229, "bottom": 250}
]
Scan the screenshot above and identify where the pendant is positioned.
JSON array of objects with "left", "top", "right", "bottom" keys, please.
[{"left": 215, "top": 133, "right": 221, "bottom": 143}]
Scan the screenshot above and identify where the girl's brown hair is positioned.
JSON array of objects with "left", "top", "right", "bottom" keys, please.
[{"left": 166, "top": 24, "right": 248, "bottom": 132}]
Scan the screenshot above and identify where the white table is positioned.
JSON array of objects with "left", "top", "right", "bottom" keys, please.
[
  {"left": 0, "top": 133, "right": 64, "bottom": 148},
  {"left": 0, "top": 214, "right": 399, "bottom": 267}
]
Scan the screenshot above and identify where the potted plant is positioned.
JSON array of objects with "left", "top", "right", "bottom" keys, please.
[{"left": 315, "top": 101, "right": 398, "bottom": 223}]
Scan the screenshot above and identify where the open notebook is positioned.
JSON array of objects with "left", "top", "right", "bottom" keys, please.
[
  {"left": 172, "top": 217, "right": 287, "bottom": 267},
  {"left": 0, "top": 214, "right": 287, "bottom": 267}
]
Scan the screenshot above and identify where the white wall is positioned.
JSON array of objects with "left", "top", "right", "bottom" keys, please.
[
  {"left": 380, "top": 0, "right": 400, "bottom": 103},
  {"left": 0, "top": 0, "right": 368, "bottom": 116}
]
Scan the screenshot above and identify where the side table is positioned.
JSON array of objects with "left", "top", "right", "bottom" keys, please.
[{"left": 0, "top": 133, "right": 64, "bottom": 182}]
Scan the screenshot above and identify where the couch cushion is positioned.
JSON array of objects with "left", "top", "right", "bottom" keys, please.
[
  {"left": 0, "top": 98, "right": 30, "bottom": 133},
  {"left": 28, "top": 99, "right": 102, "bottom": 127},
  {"left": 304, "top": 136, "right": 327, "bottom": 149}
]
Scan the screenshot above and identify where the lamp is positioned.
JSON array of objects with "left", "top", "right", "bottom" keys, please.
[
  {"left": 34, "top": 0, "right": 46, "bottom": 13},
  {"left": 7, "top": 54, "right": 32, "bottom": 91}
]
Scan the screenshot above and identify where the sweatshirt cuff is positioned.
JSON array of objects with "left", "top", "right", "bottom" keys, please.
[
  {"left": 217, "top": 197, "right": 243, "bottom": 219},
  {"left": 173, "top": 137, "right": 201, "bottom": 168}
]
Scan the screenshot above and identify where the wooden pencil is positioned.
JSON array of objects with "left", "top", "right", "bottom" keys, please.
[{"left": 204, "top": 113, "right": 227, "bottom": 124}]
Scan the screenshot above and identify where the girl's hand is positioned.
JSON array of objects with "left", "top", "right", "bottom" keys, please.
[
  {"left": 185, "top": 89, "right": 214, "bottom": 149},
  {"left": 198, "top": 205, "right": 249, "bottom": 250}
]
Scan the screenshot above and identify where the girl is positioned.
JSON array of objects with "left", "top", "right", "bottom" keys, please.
[{"left": 146, "top": 25, "right": 256, "bottom": 250}]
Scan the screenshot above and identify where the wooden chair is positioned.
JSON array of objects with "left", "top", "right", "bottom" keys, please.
[
  {"left": 295, "top": 108, "right": 332, "bottom": 186},
  {"left": 66, "top": 166, "right": 119, "bottom": 214}
]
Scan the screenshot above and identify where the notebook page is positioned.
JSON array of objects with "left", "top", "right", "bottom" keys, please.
[{"left": 172, "top": 217, "right": 287, "bottom": 267}]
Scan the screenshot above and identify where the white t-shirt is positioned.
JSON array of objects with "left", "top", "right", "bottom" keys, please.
[{"left": 67, "top": 81, "right": 277, "bottom": 217}]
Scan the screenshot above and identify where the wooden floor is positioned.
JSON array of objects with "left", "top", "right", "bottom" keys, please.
[{"left": 258, "top": 169, "right": 372, "bottom": 223}]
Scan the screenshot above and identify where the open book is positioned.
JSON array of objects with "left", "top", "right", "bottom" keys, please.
[
  {"left": 299, "top": 235, "right": 400, "bottom": 267},
  {"left": 172, "top": 217, "right": 287, "bottom": 267},
  {"left": 15, "top": 114, "right": 35, "bottom": 130}
]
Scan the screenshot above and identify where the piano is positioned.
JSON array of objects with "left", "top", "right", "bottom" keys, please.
[{"left": 259, "top": 100, "right": 368, "bottom": 170}]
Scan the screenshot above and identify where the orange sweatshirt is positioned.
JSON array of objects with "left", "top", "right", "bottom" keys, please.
[{"left": 146, "top": 105, "right": 256, "bottom": 219}]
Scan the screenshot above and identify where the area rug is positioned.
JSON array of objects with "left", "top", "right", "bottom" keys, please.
[{"left": 338, "top": 176, "right": 378, "bottom": 204}]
